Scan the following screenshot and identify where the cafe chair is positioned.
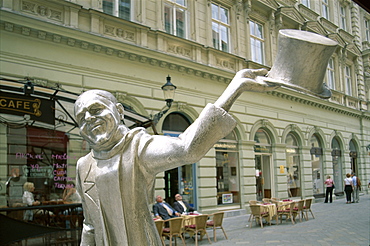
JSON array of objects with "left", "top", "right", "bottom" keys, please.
[
  {"left": 262, "top": 198, "right": 271, "bottom": 203},
  {"left": 247, "top": 201, "right": 258, "bottom": 221},
  {"left": 155, "top": 219, "right": 165, "bottom": 246},
  {"left": 185, "top": 214, "right": 211, "bottom": 246},
  {"left": 303, "top": 198, "right": 315, "bottom": 220},
  {"left": 292, "top": 200, "right": 305, "bottom": 222},
  {"left": 162, "top": 217, "right": 186, "bottom": 246},
  {"left": 277, "top": 202, "right": 295, "bottom": 225},
  {"left": 249, "top": 205, "right": 270, "bottom": 228},
  {"left": 206, "top": 212, "right": 228, "bottom": 242}
]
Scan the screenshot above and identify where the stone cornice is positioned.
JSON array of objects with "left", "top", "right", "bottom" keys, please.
[{"left": 268, "top": 90, "right": 370, "bottom": 120}]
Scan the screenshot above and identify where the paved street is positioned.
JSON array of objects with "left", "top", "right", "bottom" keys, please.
[
  {"left": 14, "top": 194, "right": 369, "bottom": 246},
  {"left": 183, "top": 194, "right": 370, "bottom": 246}
]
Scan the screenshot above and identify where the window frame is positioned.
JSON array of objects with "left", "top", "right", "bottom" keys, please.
[
  {"left": 339, "top": 5, "right": 347, "bottom": 31},
  {"left": 211, "top": 2, "right": 230, "bottom": 52},
  {"left": 365, "top": 19, "right": 370, "bottom": 42},
  {"left": 326, "top": 58, "right": 335, "bottom": 90},
  {"left": 249, "top": 20, "right": 265, "bottom": 65},
  {"left": 102, "top": 0, "right": 131, "bottom": 20},
  {"left": 301, "top": 0, "right": 310, "bottom": 8},
  {"left": 164, "top": 0, "right": 188, "bottom": 39},
  {"left": 344, "top": 65, "right": 352, "bottom": 96},
  {"left": 321, "top": 0, "right": 329, "bottom": 19}
]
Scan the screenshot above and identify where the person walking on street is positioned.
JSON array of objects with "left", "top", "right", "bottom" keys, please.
[
  {"left": 344, "top": 173, "right": 353, "bottom": 204},
  {"left": 324, "top": 175, "right": 335, "bottom": 203},
  {"left": 351, "top": 173, "right": 361, "bottom": 203}
]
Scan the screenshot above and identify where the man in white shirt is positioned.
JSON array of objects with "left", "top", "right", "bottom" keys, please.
[{"left": 173, "top": 194, "right": 194, "bottom": 214}]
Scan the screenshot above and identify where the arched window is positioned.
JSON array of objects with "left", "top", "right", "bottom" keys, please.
[
  {"left": 162, "top": 113, "right": 194, "bottom": 207},
  {"left": 215, "top": 131, "right": 239, "bottom": 206},
  {"left": 310, "top": 135, "right": 324, "bottom": 196},
  {"left": 254, "top": 129, "right": 272, "bottom": 200},
  {"left": 349, "top": 140, "right": 358, "bottom": 174},
  {"left": 285, "top": 133, "right": 301, "bottom": 197},
  {"left": 331, "top": 137, "right": 343, "bottom": 194}
]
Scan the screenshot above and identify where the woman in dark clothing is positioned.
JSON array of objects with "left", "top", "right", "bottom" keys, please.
[{"left": 343, "top": 173, "right": 354, "bottom": 204}]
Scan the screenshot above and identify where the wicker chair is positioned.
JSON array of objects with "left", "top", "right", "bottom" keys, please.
[
  {"left": 154, "top": 220, "right": 165, "bottom": 246},
  {"left": 249, "top": 205, "right": 270, "bottom": 228},
  {"left": 303, "top": 198, "right": 315, "bottom": 220},
  {"left": 184, "top": 214, "right": 211, "bottom": 246},
  {"left": 292, "top": 200, "right": 305, "bottom": 222},
  {"left": 162, "top": 217, "right": 186, "bottom": 246},
  {"left": 206, "top": 212, "right": 228, "bottom": 242},
  {"left": 276, "top": 202, "right": 295, "bottom": 225}
]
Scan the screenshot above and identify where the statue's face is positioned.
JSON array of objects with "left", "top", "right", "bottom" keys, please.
[{"left": 75, "top": 93, "right": 122, "bottom": 149}]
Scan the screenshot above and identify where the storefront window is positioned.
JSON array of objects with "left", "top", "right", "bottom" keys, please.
[
  {"left": 215, "top": 131, "right": 239, "bottom": 206},
  {"left": 4, "top": 126, "right": 85, "bottom": 206},
  {"left": 285, "top": 133, "right": 301, "bottom": 197},
  {"left": 349, "top": 140, "right": 357, "bottom": 174},
  {"left": 310, "top": 135, "right": 324, "bottom": 196},
  {"left": 254, "top": 129, "right": 272, "bottom": 200},
  {"left": 331, "top": 137, "right": 343, "bottom": 194}
]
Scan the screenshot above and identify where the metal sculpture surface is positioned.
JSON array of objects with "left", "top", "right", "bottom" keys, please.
[
  {"left": 74, "top": 29, "right": 336, "bottom": 245},
  {"left": 74, "top": 68, "right": 277, "bottom": 245},
  {"left": 258, "top": 29, "right": 337, "bottom": 98}
]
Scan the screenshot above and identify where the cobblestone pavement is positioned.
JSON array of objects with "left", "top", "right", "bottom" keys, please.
[
  {"left": 16, "top": 194, "right": 370, "bottom": 246},
  {"left": 183, "top": 194, "right": 370, "bottom": 246}
]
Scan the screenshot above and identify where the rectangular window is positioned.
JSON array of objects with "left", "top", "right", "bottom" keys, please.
[
  {"left": 365, "top": 19, "right": 370, "bottom": 42},
  {"left": 326, "top": 58, "right": 335, "bottom": 89},
  {"left": 212, "top": 3, "right": 230, "bottom": 52},
  {"left": 249, "top": 20, "right": 264, "bottom": 64},
  {"left": 345, "top": 66, "right": 352, "bottom": 96},
  {"left": 164, "top": 0, "right": 187, "bottom": 38},
  {"left": 301, "top": 0, "right": 310, "bottom": 8},
  {"left": 339, "top": 6, "right": 347, "bottom": 31},
  {"left": 321, "top": 0, "right": 329, "bottom": 19},
  {"left": 103, "top": 0, "right": 131, "bottom": 20}
]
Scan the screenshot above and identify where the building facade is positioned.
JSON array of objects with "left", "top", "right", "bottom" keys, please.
[{"left": 1, "top": 0, "right": 369, "bottom": 215}]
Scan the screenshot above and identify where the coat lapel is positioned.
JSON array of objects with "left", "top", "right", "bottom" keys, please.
[{"left": 83, "top": 158, "right": 99, "bottom": 207}]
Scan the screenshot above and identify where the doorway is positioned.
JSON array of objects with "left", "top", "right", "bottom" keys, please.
[
  {"left": 255, "top": 155, "right": 272, "bottom": 200},
  {"left": 162, "top": 112, "right": 195, "bottom": 208}
]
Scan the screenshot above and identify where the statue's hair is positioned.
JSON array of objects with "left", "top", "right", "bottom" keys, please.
[{"left": 77, "top": 89, "right": 117, "bottom": 104}]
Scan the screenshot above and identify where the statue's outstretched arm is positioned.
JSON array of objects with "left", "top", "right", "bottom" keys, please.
[{"left": 214, "top": 68, "right": 279, "bottom": 112}]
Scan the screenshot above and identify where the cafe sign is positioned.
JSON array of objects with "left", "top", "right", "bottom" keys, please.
[{"left": 0, "top": 91, "right": 55, "bottom": 125}]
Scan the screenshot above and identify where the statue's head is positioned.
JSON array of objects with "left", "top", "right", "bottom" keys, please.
[{"left": 74, "top": 90, "right": 125, "bottom": 150}]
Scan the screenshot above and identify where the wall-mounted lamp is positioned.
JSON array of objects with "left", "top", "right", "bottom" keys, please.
[
  {"left": 152, "top": 75, "right": 177, "bottom": 125},
  {"left": 23, "top": 78, "right": 34, "bottom": 95}
]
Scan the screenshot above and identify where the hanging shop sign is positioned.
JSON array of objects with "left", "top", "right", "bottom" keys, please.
[{"left": 0, "top": 91, "right": 55, "bottom": 125}]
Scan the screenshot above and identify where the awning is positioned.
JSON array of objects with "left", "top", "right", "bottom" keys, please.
[{"left": 0, "top": 78, "right": 153, "bottom": 136}]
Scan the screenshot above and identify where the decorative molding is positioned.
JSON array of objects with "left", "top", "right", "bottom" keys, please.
[{"left": 21, "top": 1, "right": 62, "bottom": 22}]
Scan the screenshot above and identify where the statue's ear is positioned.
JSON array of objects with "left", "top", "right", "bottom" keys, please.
[{"left": 116, "top": 103, "right": 125, "bottom": 121}]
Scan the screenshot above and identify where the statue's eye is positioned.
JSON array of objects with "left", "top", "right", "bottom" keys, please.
[{"left": 90, "top": 108, "right": 103, "bottom": 115}]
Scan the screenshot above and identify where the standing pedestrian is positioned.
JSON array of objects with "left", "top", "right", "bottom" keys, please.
[
  {"left": 343, "top": 173, "right": 353, "bottom": 204},
  {"left": 351, "top": 173, "right": 361, "bottom": 203},
  {"left": 324, "top": 175, "right": 335, "bottom": 203}
]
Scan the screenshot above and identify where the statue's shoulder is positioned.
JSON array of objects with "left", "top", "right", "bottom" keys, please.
[{"left": 76, "top": 152, "right": 93, "bottom": 169}]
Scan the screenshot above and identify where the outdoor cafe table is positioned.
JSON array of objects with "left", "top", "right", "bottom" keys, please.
[{"left": 260, "top": 203, "right": 277, "bottom": 223}]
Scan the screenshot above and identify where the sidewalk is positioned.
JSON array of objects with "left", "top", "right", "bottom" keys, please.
[{"left": 190, "top": 194, "right": 370, "bottom": 246}]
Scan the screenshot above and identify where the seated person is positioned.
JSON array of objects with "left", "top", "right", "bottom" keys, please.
[
  {"left": 63, "top": 181, "right": 82, "bottom": 204},
  {"left": 22, "top": 182, "right": 40, "bottom": 221},
  {"left": 173, "top": 194, "right": 194, "bottom": 214},
  {"left": 153, "top": 195, "right": 180, "bottom": 220}
]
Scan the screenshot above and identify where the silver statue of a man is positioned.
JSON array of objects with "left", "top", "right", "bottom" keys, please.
[{"left": 74, "top": 68, "right": 277, "bottom": 245}]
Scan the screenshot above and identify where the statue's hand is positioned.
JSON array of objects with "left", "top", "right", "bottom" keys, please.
[{"left": 232, "top": 68, "right": 280, "bottom": 93}]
